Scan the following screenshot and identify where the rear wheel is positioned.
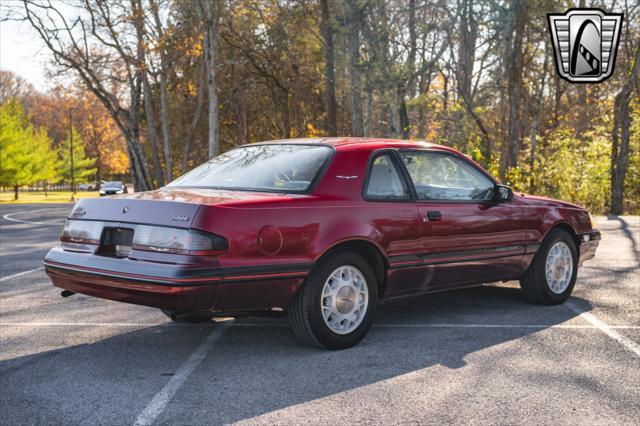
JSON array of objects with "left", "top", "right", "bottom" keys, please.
[
  {"left": 288, "top": 251, "right": 377, "bottom": 349},
  {"left": 520, "top": 229, "right": 578, "bottom": 305}
]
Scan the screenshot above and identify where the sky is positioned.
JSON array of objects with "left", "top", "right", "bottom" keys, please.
[{"left": 1, "top": 11, "right": 54, "bottom": 92}]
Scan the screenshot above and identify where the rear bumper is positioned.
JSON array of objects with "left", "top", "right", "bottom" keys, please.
[
  {"left": 578, "top": 230, "right": 601, "bottom": 266},
  {"left": 46, "top": 264, "right": 218, "bottom": 312},
  {"left": 44, "top": 247, "right": 310, "bottom": 312}
]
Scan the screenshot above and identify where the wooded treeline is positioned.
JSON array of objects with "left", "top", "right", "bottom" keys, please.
[{"left": 5, "top": 0, "right": 640, "bottom": 213}]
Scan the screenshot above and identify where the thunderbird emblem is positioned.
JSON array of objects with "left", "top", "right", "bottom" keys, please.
[
  {"left": 71, "top": 207, "right": 86, "bottom": 217},
  {"left": 548, "top": 8, "right": 623, "bottom": 83}
]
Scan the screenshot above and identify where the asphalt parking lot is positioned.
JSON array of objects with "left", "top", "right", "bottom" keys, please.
[{"left": 0, "top": 204, "right": 638, "bottom": 425}]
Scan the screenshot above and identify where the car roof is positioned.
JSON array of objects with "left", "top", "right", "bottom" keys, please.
[{"left": 247, "top": 137, "right": 457, "bottom": 153}]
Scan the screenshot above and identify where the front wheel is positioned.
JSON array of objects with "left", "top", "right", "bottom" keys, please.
[
  {"left": 520, "top": 229, "right": 578, "bottom": 305},
  {"left": 288, "top": 251, "right": 378, "bottom": 349}
]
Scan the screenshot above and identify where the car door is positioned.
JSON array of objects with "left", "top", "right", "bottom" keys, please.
[
  {"left": 361, "top": 150, "right": 425, "bottom": 294},
  {"left": 396, "top": 149, "right": 525, "bottom": 292}
]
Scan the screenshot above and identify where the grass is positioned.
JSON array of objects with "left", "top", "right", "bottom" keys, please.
[{"left": 0, "top": 191, "right": 100, "bottom": 204}]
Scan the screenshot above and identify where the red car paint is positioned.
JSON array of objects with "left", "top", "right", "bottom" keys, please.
[{"left": 44, "top": 138, "right": 599, "bottom": 314}]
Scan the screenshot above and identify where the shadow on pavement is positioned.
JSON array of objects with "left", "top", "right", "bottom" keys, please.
[
  {"left": 0, "top": 285, "right": 590, "bottom": 425},
  {"left": 605, "top": 215, "right": 639, "bottom": 262}
]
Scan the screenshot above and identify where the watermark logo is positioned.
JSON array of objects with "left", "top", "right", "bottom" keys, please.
[{"left": 548, "top": 8, "right": 623, "bottom": 83}]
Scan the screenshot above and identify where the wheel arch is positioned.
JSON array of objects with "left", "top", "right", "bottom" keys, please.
[
  {"left": 543, "top": 221, "right": 581, "bottom": 252},
  {"left": 313, "top": 238, "right": 389, "bottom": 297}
]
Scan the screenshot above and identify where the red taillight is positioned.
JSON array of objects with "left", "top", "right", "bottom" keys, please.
[
  {"left": 60, "top": 220, "right": 104, "bottom": 245},
  {"left": 132, "top": 225, "right": 228, "bottom": 255},
  {"left": 59, "top": 220, "right": 228, "bottom": 256}
]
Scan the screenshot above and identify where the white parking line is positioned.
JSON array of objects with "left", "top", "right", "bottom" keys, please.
[
  {"left": 566, "top": 300, "right": 640, "bottom": 357},
  {"left": 0, "top": 267, "right": 44, "bottom": 282},
  {"left": 132, "top": 320, "right": 233, "bottom": 426},
  {"left": 374, "top": 323, "right": 640, "bottom": 329},
  {"left": 2, "top": 208, "right": 66, "bottom": 226},
  {"left": 0, "top": 322, "right": 162, "bottom": 327}
]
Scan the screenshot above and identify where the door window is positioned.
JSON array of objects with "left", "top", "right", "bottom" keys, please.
[
  {"left": 364, "top": 154, "right": 410, "bottom": 200},
  {"left": 399, "top": 151, "right": 494, "bottom": 201}
]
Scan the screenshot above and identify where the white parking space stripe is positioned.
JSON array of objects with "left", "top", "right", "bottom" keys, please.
[
  {"left": 566, "top": 300, "right": 640, "bottom": 357},
  {"left": 132, "top": 320, "right": 233, "bottom": 426},
  {"left": 0, "top": 322, "right": 163, "bottom": 327},
  {"left": 0, "top": 267, "right": 44, "bottom": 282},
  {"left": 2, "top": 208, "right": 66, "bottom": 226},
  {"left": 1, "top": 322, "right": 638, "bottom": 329},
  {"left": 375, "top": 323, "right": 640, "bottom": 329}
]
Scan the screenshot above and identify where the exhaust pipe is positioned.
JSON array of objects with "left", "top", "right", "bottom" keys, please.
[{"left": 61, "top": 290, "right": 76, "bottom": 298}]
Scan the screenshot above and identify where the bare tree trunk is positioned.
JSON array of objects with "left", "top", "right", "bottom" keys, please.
[
  {"left": 142, "top": 74, "right": 165, "bottom": 187},
  {"left": 611, "top": 89, "right": 631, "bottom": 214},
  {"left": 363, "top": 88, "right": 373, "bottom": 136},
  {"left": 182, "top": 61, "right": 206, "bottom": 174},
  {"left": 417, "top": 74, "right": 427, "bottom": 139},
  {"left": 129, "top": 2, "right": 153, "bottom": 191},
  {"left": 132, "top": 0, "right": 163, "bottom": 187},
  {"left": 456, "top": 0, "right": 477, "bottom": 103},
  {"left": 233, "top": 87, "right": 243, "bottom": 143},
  {"left": 576, "top": 0, "right": 587, "bottom": 139},
  {"left": 320, "top": 0, "right": 338, "bottom": 136},
  {"left": 346, "top": 0, "right": 363, "bottom": 137},
  {"left": 283, "top": 91, "right": 291, "bottom": 138},
  {"left": 125, "top": 128, "right": 152, "bottom": 192},
  {"left": 529, "top": 43, "right": 549, "bottom": 193},
  {"left": 398, "top": 0, "right": 417, "bottom": 140},
  {"left": 199, "top": 0, "right": 221, "bottom": 159},
  {"left": 399, "top": 96, "right": 410, "bottom": 139},
  {"left": 150, "top": 0, "right": 172, "bottom": 181},
  {"left": 441, "top": 70, "right": 449, "bottom": 140},
  {"left": 610, "top": 40, "right": 640, "bottom": 214},
  {"left": 553, "top": 76, "right": 563, "bottom": 123},
  {"left": 503, "top": 0, "right": 526, "bottom": 175}
]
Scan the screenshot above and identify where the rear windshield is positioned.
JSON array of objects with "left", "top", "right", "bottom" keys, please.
[{"left": 167, "top": 144, "right": 333, "bottom": 193}]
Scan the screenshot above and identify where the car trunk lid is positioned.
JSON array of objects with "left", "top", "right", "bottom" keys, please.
[
  {"left": 70, "top": 196, "right": 201, "bottom": 229},
  {"left": 69, "top": 188, "right": 296, "bottom": 229}
]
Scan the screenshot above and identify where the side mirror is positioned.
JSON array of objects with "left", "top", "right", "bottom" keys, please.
[{"left": 494, "top": 184, "right": 513, "bottom": 202}]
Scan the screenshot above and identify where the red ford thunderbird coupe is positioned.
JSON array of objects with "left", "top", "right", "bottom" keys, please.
[{"left": 44, "top": 138, "right": 600, "bottom": 349}]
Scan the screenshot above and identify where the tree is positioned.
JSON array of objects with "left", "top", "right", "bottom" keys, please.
[
  {"left": 611, "top": 38, "right": 640, "bottom": 214},
  {"left": 320, "top": 0, "right": 338, "bottom": 136},
  {"left": 345, "top": 0, "right": 364, "bottom": 136},
  {"left": 149, "top": 0, "right": 174, "bottom": 181},
  {"left": 7, "top": 0, "right": 638, "bottom": 215},
  {"left": 0, "top": 101, "right": 58, "bottom": 199},
  {"left": 502, "top": 0, "right": 526, "bottom": 175},
  {"left": 22, "top": 0, "right": 153, "bottom": 191},
  {"left": 57, "top": 127, "right": 97, "bottom": 184},
  {"left": 0, "top": 70, "right": 34, "bottom": 104},
  {"left": 199, "top": 0, "right": 221, "bottom": 159}
]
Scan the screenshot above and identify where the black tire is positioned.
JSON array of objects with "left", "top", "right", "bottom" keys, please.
[
  {"left": 520, "top": 228, "right": 578, "bottom": 305},
  {"left": 288, "top": 251, "right": 378, "bottom": 350},
  {"left": 161, "top": 309, "right": 214, "bottom": 323}
]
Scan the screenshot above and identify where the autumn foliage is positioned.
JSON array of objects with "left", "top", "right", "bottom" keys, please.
[{"left": 2, "top": 0, "right": 638, "bottom": 212}]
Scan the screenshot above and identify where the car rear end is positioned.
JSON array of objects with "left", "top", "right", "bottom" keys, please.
[
  {"left": 44, "top": 197, "right": 228, "bottom": 313},
  {"left": 45, "top": 142, "right": 337, "bottom": 314}
]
